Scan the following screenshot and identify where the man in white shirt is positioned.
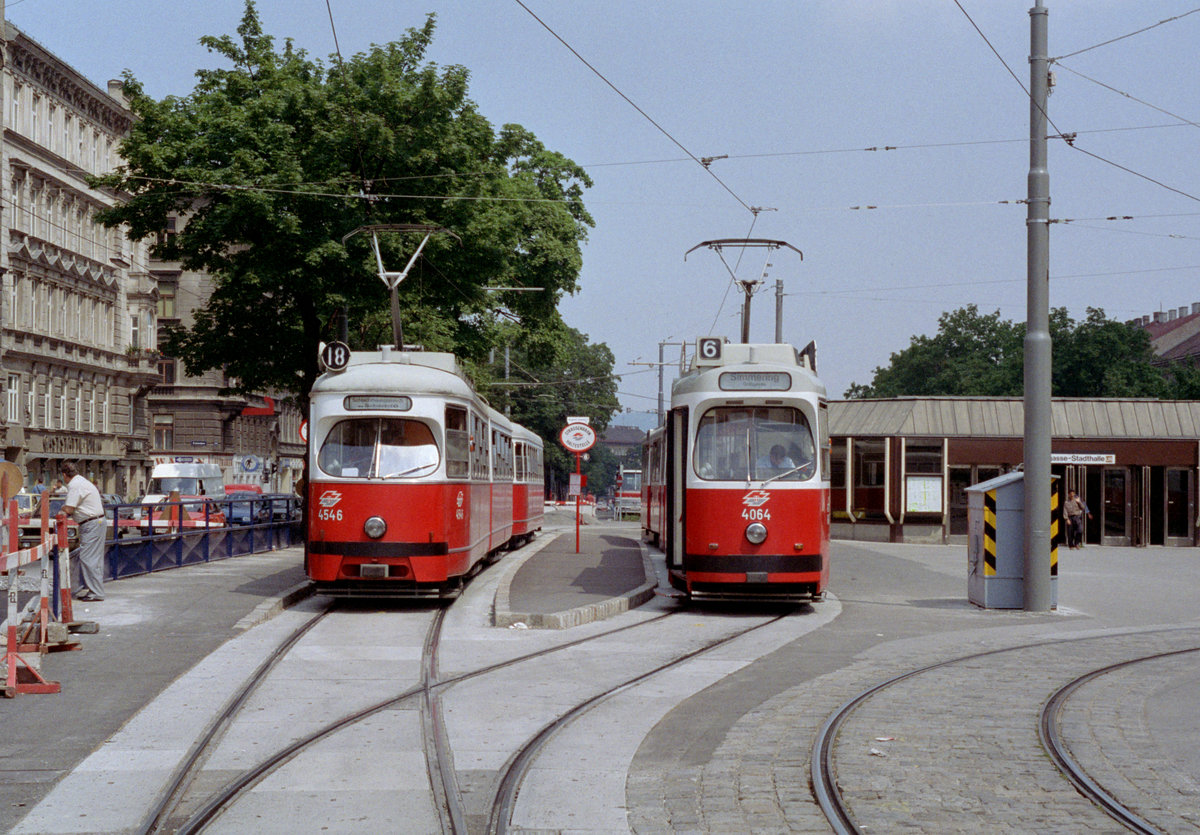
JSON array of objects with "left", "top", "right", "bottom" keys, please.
[{"left": 60, "top": 461, "right": 106, "bottom": 601}]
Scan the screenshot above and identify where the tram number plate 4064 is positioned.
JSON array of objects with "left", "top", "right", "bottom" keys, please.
[{"left": 741, "top": 508, "right": 771, "bottom": 521}]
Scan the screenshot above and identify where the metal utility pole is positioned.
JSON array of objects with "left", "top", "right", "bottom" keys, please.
[
  {"left": 775, "top": 279, "right": 784, "bottom": 344},
  {"left": 628, "top": 339, "right": 686, "bottom": 425},
  {"left": 685, "top": 239, "right": 802, "bottom": 344},
  {"left": 1024, "top": 0, "right": 1053, "bottom": 611}
]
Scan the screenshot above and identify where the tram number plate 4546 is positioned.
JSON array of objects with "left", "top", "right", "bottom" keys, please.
[
  {"left": 318, "top": 508, "right": 344, "bottom": 521},
  {"left": 742, "top": 508, "right": 771, "bottom": 521}
]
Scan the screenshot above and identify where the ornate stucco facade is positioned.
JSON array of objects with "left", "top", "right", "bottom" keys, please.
[
  {"left": 0, "top": 20, "right": 304, "bottom": 498},
  {"left": 0, "top": 22, "right": 159, "bottom": 495}
]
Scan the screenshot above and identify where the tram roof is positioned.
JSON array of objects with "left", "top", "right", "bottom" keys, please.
[
  {"left": 312, "top": 348, "right": 479, "bottom": 400},
  {"left": 673, "top": 342, "right": 823, "bottom": 397},
  {"left": 830, "top": 397, "right": 1200, "bottom": 440}
]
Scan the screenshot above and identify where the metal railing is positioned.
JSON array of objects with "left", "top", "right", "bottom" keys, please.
[{"left": 102, "top": 495, "right": 302, "bottom": 582}]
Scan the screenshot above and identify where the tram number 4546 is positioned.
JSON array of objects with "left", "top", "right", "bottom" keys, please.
[
  {"left": 741, "top": 508, "right": 771, "bottom": 521},
  {"left": 318, "top": 508, "right": 344, "bottom": 521}
]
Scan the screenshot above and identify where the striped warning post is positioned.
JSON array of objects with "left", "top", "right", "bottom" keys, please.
[
  {"left": 1050, "top": 479, "right": 1060, "bottom": 577},
  {"left": 983, "top": 488, "right": 997, "bottom": 577}
]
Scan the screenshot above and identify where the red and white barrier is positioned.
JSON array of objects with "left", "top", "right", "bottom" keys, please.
[{"left": 1, "top": 498, "right": 71, "bottom": 696}]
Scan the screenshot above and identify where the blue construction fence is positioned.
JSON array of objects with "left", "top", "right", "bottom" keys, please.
[{"left": 101, "top": 494, "right": 303, "bottom": 581}]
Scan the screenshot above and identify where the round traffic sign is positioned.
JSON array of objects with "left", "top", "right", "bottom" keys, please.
[{"left": 559, "top": 422, "right": 596, "bottom": 453}]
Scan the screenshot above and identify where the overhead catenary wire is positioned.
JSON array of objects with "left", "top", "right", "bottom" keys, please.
[
  {"left": 512, "top": 0, "right": 755, "bottom": 216},
  {"left": 1054, "top": 63, "right": 1200, "bottom": 133},
  {"left": 1052, "top": 7, "right": 1200, "bottom": 61},
  {"left": 953, "top": 0, "right": 1200, "bottom": 206}
]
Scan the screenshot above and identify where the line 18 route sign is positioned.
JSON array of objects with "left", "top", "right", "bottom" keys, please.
[{"left": 559, "top": 422, "right": 596, "bottom": 453}]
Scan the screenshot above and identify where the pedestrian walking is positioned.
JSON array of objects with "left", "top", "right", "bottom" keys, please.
[
  {"left": 1064, "top": 489, "right": 1088, "bottom": 549},
  {"left": 60, "top": 461, "right": 106, "bottom": 601}
]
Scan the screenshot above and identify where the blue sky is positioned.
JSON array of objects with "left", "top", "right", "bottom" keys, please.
[{"left": 10, "top": 1, "right": 1200, "bottom": 424}]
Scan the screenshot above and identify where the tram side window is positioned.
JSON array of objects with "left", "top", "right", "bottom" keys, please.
[
  {"left": 694, "top": 406, "right": 816, "bottom": 482},
  {"left": 445, "top": 406, "right": 469, "bottom": 479},
  {"left": 514, "top": 443, "right": 527, "bottom": 481},
  {"left": 470, "top": 413, "right": 489, "bottom": 480},
  {"left": 492, "top": 431, "right": 513, "bottom": 481}
]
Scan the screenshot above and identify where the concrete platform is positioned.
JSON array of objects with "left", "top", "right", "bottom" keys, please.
[{"left": 493, "top": 529, "right": 657, "bottom": 629}]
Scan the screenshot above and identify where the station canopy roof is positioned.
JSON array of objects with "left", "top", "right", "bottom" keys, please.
[{"left": 829, "top": 397, "right": 1200, "bottom": 441}]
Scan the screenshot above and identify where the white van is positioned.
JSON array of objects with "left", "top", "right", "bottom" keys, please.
[{"left": 143, "top": 460, "right": 225, "bottom": 503}]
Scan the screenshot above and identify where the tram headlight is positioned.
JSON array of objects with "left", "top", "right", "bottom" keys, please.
[
  {"left": 745, "top": 522, "right": 767, "bottom": 545},
  {"left": 363, "top": 516, "right": 387, "bottom": 539}
]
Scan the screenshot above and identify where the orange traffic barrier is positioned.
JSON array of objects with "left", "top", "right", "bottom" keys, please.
[{"left": 2, "top": 498, "right": 64, "bottom": 696}]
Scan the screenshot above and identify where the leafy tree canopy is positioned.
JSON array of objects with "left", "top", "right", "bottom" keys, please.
[
  {"left": 93, "top": 2, "right": 603, "bottom": 420},
  {"left": 470, "top": 323, "right": 622, "bottom": 489},
  {"left": 845, "top": 304, "right": 1182, "bottom": 399}
]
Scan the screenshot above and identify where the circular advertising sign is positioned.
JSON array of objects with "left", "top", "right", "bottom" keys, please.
[{"left": 559, "top": 422, "right": 596, "bottom": 453}]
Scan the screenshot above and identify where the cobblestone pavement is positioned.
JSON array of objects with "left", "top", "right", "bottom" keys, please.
[{"left": 627, "top": 541, "right": 1200, "bottom": 833}]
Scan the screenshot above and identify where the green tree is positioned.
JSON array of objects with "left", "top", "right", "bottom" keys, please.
[
  {"left": 846, "top": 305, "right": 1170, "bottom": 399},
  {"left": 846, "top": 305, "right": 1023, "bottom": 398},
  {"left": 93, "top": 3, "right": 593, "bottom": 410},
  {"left": 476, "top": 324, "right": 621, "bottom": 494}
]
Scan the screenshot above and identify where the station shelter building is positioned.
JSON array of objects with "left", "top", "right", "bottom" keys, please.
[{"left": 828, "top": 397, "right": 1198, "bottom": 548}]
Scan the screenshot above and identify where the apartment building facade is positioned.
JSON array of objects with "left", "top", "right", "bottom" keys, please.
[{"left": 1, "top": 21, "right": 303, "bottom": 498}]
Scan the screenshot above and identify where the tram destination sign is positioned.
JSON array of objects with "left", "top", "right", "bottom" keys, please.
[{"left": 719, "top": 371, "right": 791, "bottom": 391}]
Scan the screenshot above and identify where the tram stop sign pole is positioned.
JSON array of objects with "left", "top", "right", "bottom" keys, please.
[{"left": 559, "top": 422, "right": 597, "bottom": 554}]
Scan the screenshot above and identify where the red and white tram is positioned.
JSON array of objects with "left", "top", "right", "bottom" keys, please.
[
  {"left": 305, "top": 346, "right": 543, "bottom": 597},
  {"left": 642, "top": 340, "right": 830, "bottom": 600}
]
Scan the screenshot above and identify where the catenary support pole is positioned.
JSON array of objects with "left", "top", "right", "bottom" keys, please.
[
  {"left": 1024, "top": 0, "right": 1053, "bottom": 611},
  {"left": 775, "top": 279, "right": 784, "bottom": 343}
]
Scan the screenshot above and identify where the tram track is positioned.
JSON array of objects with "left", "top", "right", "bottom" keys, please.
[
  {"left": 486, "top": 608, "right": 800, "bottom": 834},
  {"left": 812, "top": 626, "right": 1200, "bottom": 834},
  {"left": 1040, "top": 646, "right": 1200, "bottom": 835},
  {"left": 138, "top": 602, "right": 336, "bottom": 835},
  {"left": 154, "top": 589, "right": 683, "bottom": 833},
  {"left": 147, "top": 585, "right": 813, "bottom": 833}
]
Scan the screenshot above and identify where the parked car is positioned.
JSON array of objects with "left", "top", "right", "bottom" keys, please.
[
  {"left": 15, "top": 490, "right": 81, "bottom": 548},
  {"left": 255, "top": 494, "right": 301, "bottom": 523},
  {"left": 225, "top": 490, "right": 262, "bottom": 526}
]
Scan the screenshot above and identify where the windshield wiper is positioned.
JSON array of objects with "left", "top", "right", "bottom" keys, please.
[
  {"left": 379, "top": 461, "right": 438, "bottom": 478},
  {"left": 761, "top": 461, "right": 812, "bottom": 486}
]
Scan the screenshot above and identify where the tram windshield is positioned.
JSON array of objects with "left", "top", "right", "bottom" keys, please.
[
  {"left": 318, "top": 417, "right": 439, "bottom": 479},
  {"left": 694, "top": 406, "right": 816, "bottom": 482}
]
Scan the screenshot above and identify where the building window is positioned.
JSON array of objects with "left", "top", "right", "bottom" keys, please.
[
  {"left": 6, "top": 375, "right": 19, "bottom": 423},
  {"left": 43, "top": 387, "right": 51, "bottom": 430},
  {"left": 158, "top": 358, "right": 176, "bottom": 385},
  {"left": 905, "top": 441, "right": 943, "bottom": 475},
  {"left": 26, "top": 388, "right": 35, "bottom": 427},
  {"left": 157, "top": 284, "right": 176, "bottom": 319},
  {"left": 75, "top": 389, "right": 82, "bottom": 431},
  {"left": 103, "top": 391, "right": 110, "bottom": 434},
  {"left": 854, "top": 439, "right": 886, "bottom": 488},
  {"left": 59, "top": 390, "right": 67, "bottom": 430},
  {"left": 153, "top": 414, "right": 174, "bottom": 450}
]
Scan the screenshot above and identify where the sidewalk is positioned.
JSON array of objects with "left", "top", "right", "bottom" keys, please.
[{"left": 0, "top": 548, "right": 309, "bottom": 834}]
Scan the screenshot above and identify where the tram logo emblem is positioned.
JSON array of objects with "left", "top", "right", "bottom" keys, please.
[
  {"left": 318, "top": 490, "right": 343, "bottom": 509},
  {"left": 742, "top": 490, "right": 771, "bottom": 508}
]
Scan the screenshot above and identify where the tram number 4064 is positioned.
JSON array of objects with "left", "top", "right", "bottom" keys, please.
[
  {"left": 318, "top": 508, "right": 344, "bottom": 521},
  {"left": 741, "top": 507, "right": 771, "bottom": 521}
]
